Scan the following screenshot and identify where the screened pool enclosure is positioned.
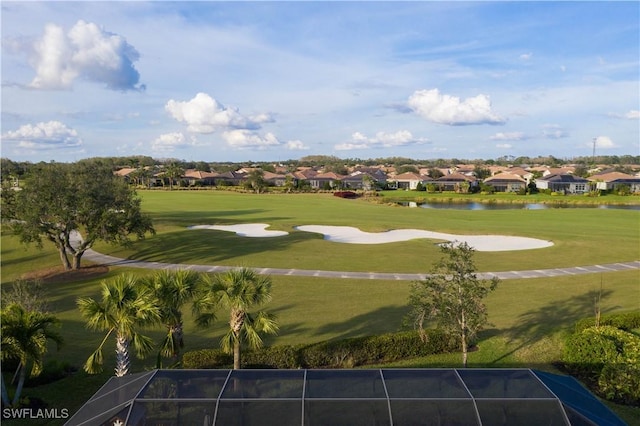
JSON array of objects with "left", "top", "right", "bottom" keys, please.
[{"left": 65, "top": 368, "right": 625, "bottom": 426}]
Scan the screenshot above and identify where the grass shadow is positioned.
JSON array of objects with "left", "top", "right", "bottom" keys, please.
[
  {"left": 491, "top": 289, "right": 618, "bottom": 364},
  {"left": 313, "top": 305, "right": 407, "bottom": 341}
]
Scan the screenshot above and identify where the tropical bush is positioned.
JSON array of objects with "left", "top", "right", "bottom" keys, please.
[
  {"left": 574, "top": 311, "right": 640, "bottom": 333},
  {"left": 564, "top": 325, "right": 640, "bottom": 406},
  {"left": 183, "top": 330, "right": 458, "bottom": 369}
]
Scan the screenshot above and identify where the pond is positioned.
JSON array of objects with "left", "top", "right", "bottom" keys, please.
[{"left": 403, "top": 201, "right": 640, "bottom": 211}]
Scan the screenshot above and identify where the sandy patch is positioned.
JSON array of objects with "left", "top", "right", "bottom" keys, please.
[
  {"left": 188, "top": 223, "right": 553, "bottom": 251},
  {"left": 295, "top": 225, "right": 553, "bottom": 252},
  {"left": 188, "top": 223, "right": 288, "bottom": 237}
]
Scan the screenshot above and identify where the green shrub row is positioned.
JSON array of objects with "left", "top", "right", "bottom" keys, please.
[
  {"left": 183, "top": 330, "right": 458, "bottom": 369},
  {"left": 574, "top": 311, "right": 640, "bottom": 333},
  {"left": 563, "top": 325, "right": 640, "bottom": 406}
]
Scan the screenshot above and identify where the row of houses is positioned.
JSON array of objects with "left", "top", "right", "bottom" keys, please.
[{"left": 115, "top": 166, "right": 640, "bottom": 194}]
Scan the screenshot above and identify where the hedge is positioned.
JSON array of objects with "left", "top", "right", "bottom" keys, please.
[
  {"left": 574, "top": 311, "right": 640, "bottom": 333},
  {"left": 183, "top": 329, "right": 458, "bottom": 370},
  {"left": 563, "top": 325, "right": 640, "bottom": 406}
]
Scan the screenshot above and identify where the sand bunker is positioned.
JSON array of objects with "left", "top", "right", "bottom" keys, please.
[
  {"left": 189, "top": 223, "right": 553, "bottom": 252},
  {"left": 188, "top": 224, "right": 288, "bottom": 237},
  {"left": 295, "top": 225, "right": 553, "bottom": 252}
]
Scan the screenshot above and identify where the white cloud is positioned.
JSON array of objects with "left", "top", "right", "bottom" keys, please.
[
  {"left": 407, "top": 89, "right": 505, "bottom": 125},
  {"left": 490, "top": 132, "right": 527, "bottom": 141},
  {"left": 286, "top": 140, "right": 309, "bottom": 150},
  {"left": 541, "top": 124, "right": 569, "bottom": 139},
  {"left": 593, "top": 136, "right": 616, "bottom": 149},
  {"left": 607, "top": 110, "right": 640, "bottom": 120},
  {"left": 519, "top": 52, "right": 533, "bottom": 61},
  {"left": 1, "top": 121, "right": 83, "bottom": 150},
  {"left": 151, "top": 132, "right": 195, "bottom": 152},
  {"left": 165, "top": 93, "right": 266, "bottom": 134},
  {"left": 335, "top": 130, "right": 428, "bottom": 151},
  {"left": 221, "top": 130, "right": 280, "bottom": 150},
  {"left": 496, "top": 143, "right": 512, "bottom": 149},
  {"left": 29, "top": 20, "right": 142, "bottom": 91}
]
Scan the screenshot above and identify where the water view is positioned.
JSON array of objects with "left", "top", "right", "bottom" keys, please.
[{"left": 404, "top": 202, "right": 640, "bottom": 211}]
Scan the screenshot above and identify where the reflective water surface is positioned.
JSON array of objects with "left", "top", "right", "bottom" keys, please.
[{"left": 403, "top": 202, "right": 640, "bottom": 211}]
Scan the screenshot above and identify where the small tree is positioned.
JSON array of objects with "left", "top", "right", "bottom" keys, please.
[
  {"left": 77, "top": 274, "right": 161, "bottom": 376},
  {"left": 1, "top": 304, "right": 63, "bottom": 406},
  {"left": 194, "top": 268, "right": 279, "bottom": 369},
  {"left": 141, "top": 269, "right": 202, "bottom": 366},
  {"left": 406, "top": 242, "right": 499, "bottom": 367}
]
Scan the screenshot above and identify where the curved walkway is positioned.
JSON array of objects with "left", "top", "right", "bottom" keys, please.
[{"left": 81, "top": 247, "right": 640, "bottom": 281}]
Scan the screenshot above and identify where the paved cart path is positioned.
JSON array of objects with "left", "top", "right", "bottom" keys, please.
[{"left": 79, "top": 244, "right": 640, "bottom": 281}]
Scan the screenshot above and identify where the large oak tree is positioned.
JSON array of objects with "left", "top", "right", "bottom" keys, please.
[{"left": 2, "top": 161, "right": 154, "bottom": 270}]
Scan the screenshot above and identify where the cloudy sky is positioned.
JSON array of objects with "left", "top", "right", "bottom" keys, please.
[{"left": 2, "top": 1, "right": 638, "bottom": 163}]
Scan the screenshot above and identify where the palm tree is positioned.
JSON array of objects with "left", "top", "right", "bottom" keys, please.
[
  {"left": 163, "top": 163, "right": 184, "bottom": 190},
  {"left": 141, "top": 269, "right": 201, "bottom": 366},
  {"left": 77, "top": 274, "right": 161, "bottom": 377},
  {"left": 194, "top": 268, "right": 279, "bottom": 369},
  {"left": 1, "top": 304, "right": 63, "bottom": 406}
]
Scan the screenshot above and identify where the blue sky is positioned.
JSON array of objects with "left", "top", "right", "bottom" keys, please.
[{"left": 2, "top": 1, "right": 638, "bottom": 163}]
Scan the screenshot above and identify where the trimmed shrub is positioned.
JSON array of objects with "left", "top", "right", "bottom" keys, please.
[
  {"left": 574, "top": 311, "right": 640, "bottom": 333},
  {"left": 598, "top": 363, "right": 640, "bottom": 406},
  {"left": 182, "top": 330, "right": 459, "bottom": 370},
  {"left": 243, "top": 345, "right": 305, "bottom": 369},
  {"left": 564, "top": 326, "right": 625, "bottom": 379},
  {"left": 333, "top": 191, "right": 358, "bottom": 199},
  {"left": 182, "top": 349, "right": 232, "bottom": 369},
  {"left": 564, "top": 325, "right": 640, "bottom": 405}
]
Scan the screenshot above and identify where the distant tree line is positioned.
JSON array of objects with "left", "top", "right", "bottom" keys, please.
[{"left": 3, "top": 155, "right": 638, "bottom": 184}]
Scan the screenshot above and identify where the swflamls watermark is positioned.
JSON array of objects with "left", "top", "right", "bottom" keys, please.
[{"left": 2, "top": 408, "right": 69, "bottom": 420}]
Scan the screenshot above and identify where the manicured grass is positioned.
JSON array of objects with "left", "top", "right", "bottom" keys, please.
[
  {"left": 98, "top": 190, "right": 640, "bottom": 272},
  {"left": 379, "top": 190, "right": 640, "bottom": 205},
  {"left": 1, "top": 190, "right": 639, "bottom": 424}
]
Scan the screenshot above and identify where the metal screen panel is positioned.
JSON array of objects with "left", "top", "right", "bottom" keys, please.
[
  {"left": 458, "top": 369, "right": 556, "bottom": 398},
  {"left": 389, "top": 399, "right": 479, "bottom": 426},
  {"left": 221, "top": 369, "right": 305, "bottom": 399},
  {"left": 475, "top": 399, "right": 569, "bottom": 426},
  {"left": 304, "top": 369, "right": 386, "bottom": 399},
  {"left": 216, "top": 400, "right": 302, "bottom": 426},
  {"left": 382, "top": 369, "right": 470, "bottom": 398},
  {"left": 304, "top": 400, "right": 391, "bottom": 426}
]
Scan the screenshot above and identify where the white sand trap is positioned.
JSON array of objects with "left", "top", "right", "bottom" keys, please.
[
  {"left": 295, "top": 225, "right": 553, "bottom": 252},
  {"left": 188, "top": 224, "right": 288, "bottom": 237},
  {"left": 189, "top": 223, "right": 553, "bottom": 251}
]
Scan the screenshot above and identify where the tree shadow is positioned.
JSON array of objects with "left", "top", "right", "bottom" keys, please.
[
  {"left": 149, "top": 209, "right": 276, "bottom": 227},
  {"left": 490, "top": 289, "right": 618, "bottom": 364},
  {"left": 123, "top": 224, "right": 317, "bottom": 265},
  {"left": 313, "top": 305, "right": 408, "bottom": 341}
]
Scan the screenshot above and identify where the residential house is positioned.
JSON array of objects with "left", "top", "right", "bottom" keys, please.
[
  {"left": 588, "top": 172, "right": 640, "bottom": 193},
  {"left": 211, "top": 170, "right": 247, "bottom": 186},
  {"left": 308, "top": 172, "right": 344, "bottom": 189},
  {"left": 483, "top": 173, "right": 527, "bottom": 192},
  {"left": 388, "top": 172, "right": 432, "bottom": 190},
  {"left": 262, "top": 171, "right": 288, "bottom": 187},
  {"left": 435, "top": 173, "right": 477, "bottom": 192},
  {"left": 341, "top": 171, "right": 385, "bottom": 190},
  {"left": 183, "top": 169, "right": 217, "bottom": 186},
  {"left": 535, "top": 174, "right": 589, "bottom": 194}
]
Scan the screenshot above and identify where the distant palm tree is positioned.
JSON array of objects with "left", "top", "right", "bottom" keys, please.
[
  {"left": 164, "top": 163, "right": 184, "bottom": 190},
  {"left": 77, "top": 274, "right": 161, "bottom": 377},
  {"left": 141, "top": 269, "right": 201, "bottom": 366},
  {"left": 194, "top": 268, "right": 279, "bottom": 369},
  {"left": 1, "top": 304, "right": 63, "bottom": 406}
]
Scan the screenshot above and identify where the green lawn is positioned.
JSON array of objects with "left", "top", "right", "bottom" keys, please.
[
  {"left": 97, "top": 191, "right": 640, "bottom": 272},
  {"left": 1, "top": 190, "right": 639, "bottom": 425}
]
